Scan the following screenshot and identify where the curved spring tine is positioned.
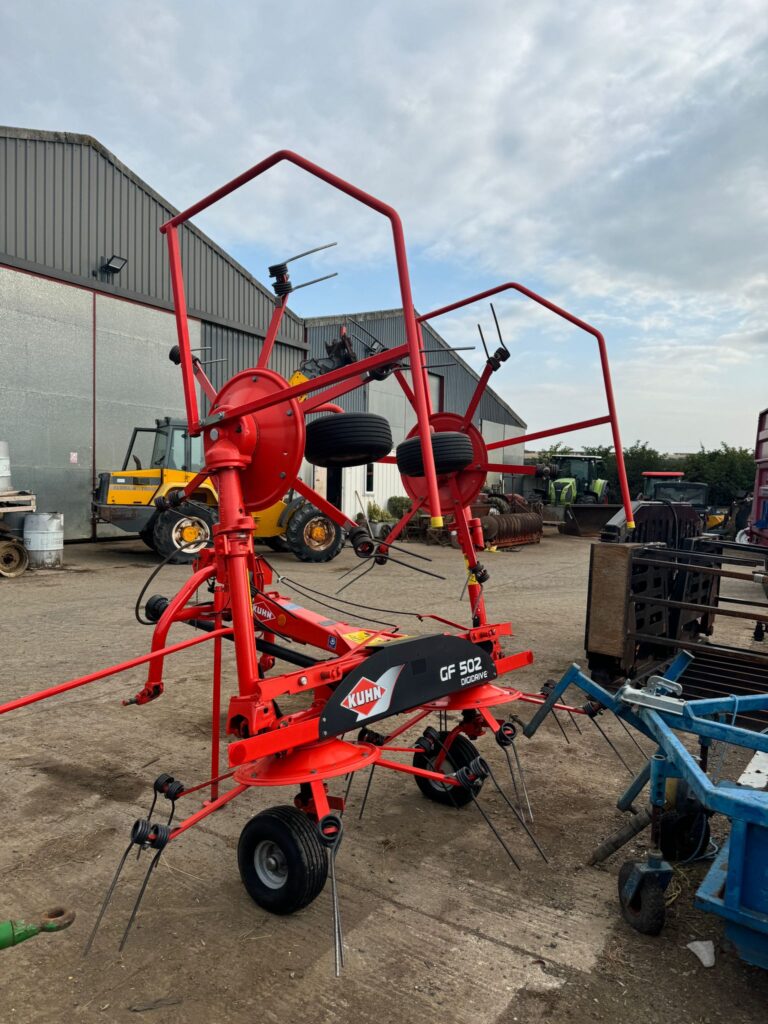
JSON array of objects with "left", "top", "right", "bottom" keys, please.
[
  {"left": 83, "top": 841, "right": 134, "bottom": 957},
  {"left": 118, "top": 847, "right": 166, "bottom": 953}
]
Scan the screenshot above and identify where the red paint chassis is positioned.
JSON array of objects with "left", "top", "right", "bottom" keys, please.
[{"left": 1, "top": 151, "right": 634, "bottom": 920}]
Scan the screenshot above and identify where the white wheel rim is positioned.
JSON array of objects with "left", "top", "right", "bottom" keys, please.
[{"left": 254, "top": 840, "right": 288, "bottom": 889}]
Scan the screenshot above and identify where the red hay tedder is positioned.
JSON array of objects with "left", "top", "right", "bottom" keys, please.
[{"left": 1, "top": 153, "right": 635, "bottom": 970}]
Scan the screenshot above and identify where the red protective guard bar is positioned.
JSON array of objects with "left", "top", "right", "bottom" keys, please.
[
  {"left": 417, "top": 283, "right": 635, "bottom": 528},
  {"left": 160, "top": 150, "right": 444, "bottom": 526}
]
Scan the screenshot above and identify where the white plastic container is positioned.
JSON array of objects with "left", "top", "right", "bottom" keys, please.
[
  {"left": 23, "top": 512, "right": 64, "bottom": 569},
  {"left": 0, "top": 440, "right": 12, "bottom": 493}
]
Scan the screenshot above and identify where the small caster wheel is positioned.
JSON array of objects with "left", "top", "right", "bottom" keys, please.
[
  {"left": 238, "top": 806, "right": 327, "bottom": 915},
  {"left": 618, "top": 860, "right": 666, "bottom": 936},
  {"left": 412, "top": 730, "right": 482, "bottom": 808}
]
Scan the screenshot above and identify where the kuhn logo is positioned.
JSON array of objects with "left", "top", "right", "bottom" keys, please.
[
  {"left": 254, "top": 604, "right": 275, "bottom": 621},
  {"left": 340, "top": 665, "right": 403, "bottom": 721}
]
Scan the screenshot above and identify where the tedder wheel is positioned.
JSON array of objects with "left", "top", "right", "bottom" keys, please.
[
  {"left": 304, "top": 413, "right": 393, "bottom": 467},
  {"left": 396, "top": 432, "right": 474, "bottom": 477},
  {"left": 152, "top": 504, "right": 217, "bottom": 564},
  {"left": 285, "top": 503, "right": 344, "bottom": 562},
  {"left": 617, "top": 860, "right": 666, "bottom": 936},
  {"left": 238, "top": 806, "right": 328, "bottom": 915},
  {"left": 412, "top": 730, "right": 483, "bottom": 808},
  {"left": 0, "top": 538, "right": 29, "bottom": 578}
]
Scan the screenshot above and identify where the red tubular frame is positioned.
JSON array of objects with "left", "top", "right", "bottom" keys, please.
[
  {"left": 416, "top": 283, "right": 635, "bottom": 529},
  {"left": 2, "top": 151, "right": 637, "bottom": 890},
  {"left": 0, "top": 628, "right": 232, "bottom": 716},
  {"left": 160, "top": 150, "right": 444, "bottom": 528}
]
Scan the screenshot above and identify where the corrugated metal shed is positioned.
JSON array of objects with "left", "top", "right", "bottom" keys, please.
[
  {"left": 0, "top": 126, "right": 304, "bottom": 348},
  {"left": 305, "top": 309, "right": 526, "bottom": 429}
]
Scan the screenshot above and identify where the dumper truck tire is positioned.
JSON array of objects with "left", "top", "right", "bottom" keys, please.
[
  {"left": 397, "top": 432, "right": 474, "bottom": 477},
  {"left": 305, "top": 413, "right": 393, "bottom": 467},
  {"left": 285, "top": 503, "right": 344, "bottom": 563},
  {"left": 152, "top": 505, "right": 216, "bottom": 564},
  {"left": 264, "top": 535, "right": 290, "bottom": 553},
  {"left": 139, "top": 524, "right": 157, "bottom": 552}
]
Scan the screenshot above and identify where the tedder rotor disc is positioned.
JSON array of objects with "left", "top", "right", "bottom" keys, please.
[
  {"left": 399, "top": 413, "right": 488, "bottom": 516},
  {"left": 233, "top": 738, "right": 379, "bottom": 786},
  {"left": 207, "top": 368, "right": 305, "bottom": 512},
  {"left": 422, "top": 683, "right": 522, "bottom": 710}
]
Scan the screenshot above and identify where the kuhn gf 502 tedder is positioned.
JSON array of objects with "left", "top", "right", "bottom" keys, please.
[{"left": 1, "top": 152, "right": 634, "bottom": 969}]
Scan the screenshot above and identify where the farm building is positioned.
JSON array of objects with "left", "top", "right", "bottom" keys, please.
[{"left": 0, "top": 126, "right": 524, "bottom": 537}]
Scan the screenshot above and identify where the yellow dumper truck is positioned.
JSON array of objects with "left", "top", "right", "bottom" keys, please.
[{"left": 93, "top": 418, "right": 344, "bottom": 563}]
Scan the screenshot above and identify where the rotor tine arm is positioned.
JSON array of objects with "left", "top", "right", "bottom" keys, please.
[
  {"left": 461, "top": 362, "right": 494, "bottom": 429},
  {"left": 490, "top": 302, "right": 510, "bottom": 355},
  {"left": 292, "top": 478, "right": 357, "bottom": 530},
  {"left": 374, "top": 497, "right": 425, "bottom": 557}
]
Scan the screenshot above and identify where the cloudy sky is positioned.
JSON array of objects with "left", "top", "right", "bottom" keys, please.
[{"left": 2, "top": 1, "right": 766, "bottom": 451}]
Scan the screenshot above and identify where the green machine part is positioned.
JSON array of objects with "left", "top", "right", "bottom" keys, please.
[
  {"left": 0, "top": 908, "right": 75, "bottom": 950},
  {"left": 592, "top": 478, "right": 608, "bottom": 501},
  {"left": 550, "top": 478, "right": 577, "bottom": 505}
]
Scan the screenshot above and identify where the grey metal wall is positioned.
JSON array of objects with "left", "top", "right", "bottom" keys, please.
[
  {"left": 0, "top": 266, "right": 93, "bottom": 538},
  {"left": 305, "top": 310, "right": 525, "bottom": 429},
  {"left": 0, "top": 265, "right": 206, "bottom": 539},
  {"left": 0, "top": 127, "right": 304, "bottom": 347}
]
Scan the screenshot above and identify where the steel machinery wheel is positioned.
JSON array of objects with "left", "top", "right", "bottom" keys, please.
[
  {"left": 238, "top": 806, "right": 328, "bottom": 914},
  {"left": 0, "top": 539, "right": 29, "bottom": 578}
]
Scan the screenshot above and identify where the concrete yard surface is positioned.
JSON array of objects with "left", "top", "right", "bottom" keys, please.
[{"left": 2, "top": 534, "right": 768, "bottom": 1023}]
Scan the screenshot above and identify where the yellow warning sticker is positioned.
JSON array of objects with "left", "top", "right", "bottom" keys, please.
[
  {"left": 341, "top": 631, "right": 404, "bottom": 646},
  {"left": 342, "top": 630, "right": 373, "bottom": 645}
]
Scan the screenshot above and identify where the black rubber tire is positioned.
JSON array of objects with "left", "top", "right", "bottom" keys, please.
[
  {"left": 305, "top": 413, "right": 393, "bottom": 468},
  {"left": 285, "top": 503, "right": 344, "bottom": 563},
  {"left": 413, "top": 731, "right": 482, "bottom": 808},
  {"left": 659, "top": 808, "right": 711, "bottom": 862},
  {"left": 264, "top": 535, "right": 290, "bottom": 553},
  {"left": 396, "top": 431, "right": 474, "bottom": 477},
  {"left": 238, "top": 805, "right": 328, "bottom": 915},
  {"left": 139, "top": 521, "right": 157, "bottom": 552},
  {"left": 152, "top": 504, "right": 217, "bottom": 564},
  {"left": 486, "top": 495, "right": 511, "bottom": 515},
  {"left": 618, "top": 860, "right": 666, "bottom": 936}
]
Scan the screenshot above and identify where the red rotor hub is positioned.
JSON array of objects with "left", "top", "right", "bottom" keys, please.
[
  {"left": 205, "top": 368, "right": 305, "bottom": 511},
  {"left": 400, "top": 412, "right": 487, "bottom": 516}
]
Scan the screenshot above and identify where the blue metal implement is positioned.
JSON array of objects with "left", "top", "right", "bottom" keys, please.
[{"left": 525, "top": 653, "right": 768, "bottom": 969}]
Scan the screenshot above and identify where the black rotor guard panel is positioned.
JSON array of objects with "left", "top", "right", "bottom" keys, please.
[{"left": 319, "top": 633, "right": 496, "bottom": 738}]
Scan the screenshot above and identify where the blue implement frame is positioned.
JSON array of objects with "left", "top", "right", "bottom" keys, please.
[{"left": 524, "top": 651, "right": 768, "bottom": 969}]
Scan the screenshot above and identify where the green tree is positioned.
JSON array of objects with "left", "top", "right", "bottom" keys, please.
[{"left": 680, "top": 445, "right": 755, "bottom": 505}]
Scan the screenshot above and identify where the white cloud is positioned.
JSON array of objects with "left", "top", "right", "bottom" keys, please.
[{"left": 1, "top": 0, "right": 766, "bottom": 448}]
